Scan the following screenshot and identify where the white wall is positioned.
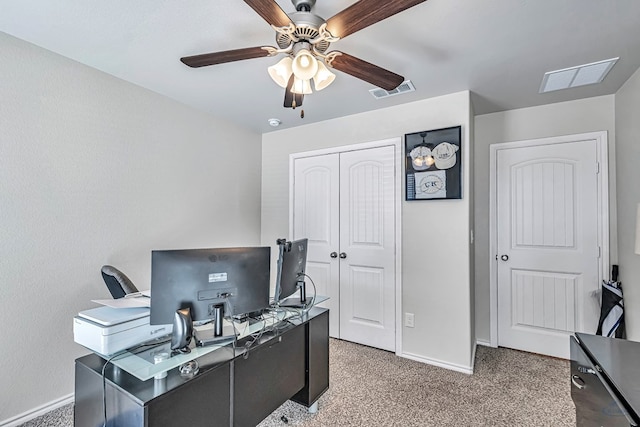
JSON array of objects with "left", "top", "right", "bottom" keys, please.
[
  {"left": 473, "top": 96, "right": 617, "bottom": 343},
  {"left": 615, "top": 67, "right": 640, "bottom": 341},
  {"left": 0, "top": 33, "right": 262, "bottom": 423},
  {"left": 261, "top": 92, "right": 475, "bottom": 371}
]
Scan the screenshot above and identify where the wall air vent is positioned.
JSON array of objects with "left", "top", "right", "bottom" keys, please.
[{"left": 369, "top": 80, "right": 415, "bottom": 99}]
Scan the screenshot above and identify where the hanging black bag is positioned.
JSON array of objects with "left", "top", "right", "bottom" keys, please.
[{"left": 596, "top": 265, "right": 626, "bottom": 339}]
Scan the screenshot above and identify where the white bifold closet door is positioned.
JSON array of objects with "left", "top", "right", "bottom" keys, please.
[{"left": 293, "top": 145, "right": 396, "bottom": 351}]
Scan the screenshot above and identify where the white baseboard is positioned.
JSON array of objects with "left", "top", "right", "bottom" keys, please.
[
  {"left": 0, "top": 394, "right": 73, "bottom": 427},
  {"left": 400, "top": 351, "right": 474, "bottom": 375},
  {"left": 476, "top": 339, "right": 494, "bottom": 347}
]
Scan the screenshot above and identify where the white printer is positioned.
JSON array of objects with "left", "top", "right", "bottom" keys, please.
[{"left": 73, "top": 306, "right": 172, "bottom": 356}]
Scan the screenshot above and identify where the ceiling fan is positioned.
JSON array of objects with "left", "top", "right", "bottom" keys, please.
[{"left": 180, "top": 0, "right": 427, "bottom": 109}]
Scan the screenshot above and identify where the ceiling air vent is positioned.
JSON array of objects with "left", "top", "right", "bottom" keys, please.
[
  {"left": 369, "top": 80, "right": 415, "bottom": 99},
  {"left": 539, "top": 58, "right": 618, "bottom": 93}
]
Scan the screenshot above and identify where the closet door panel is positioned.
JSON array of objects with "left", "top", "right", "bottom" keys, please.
[
  {"left": 293, "top": 154, "right": 340, "bottom": 338},
  {"left": 339, "top": 145, "right": 396, "bottom": 351}
]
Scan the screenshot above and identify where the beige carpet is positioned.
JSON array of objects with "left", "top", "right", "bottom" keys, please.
[
  {"left": 20, "top": 339, "right": 575, "bottom": 426},
  {"left": 258, "top": 339, "right": 575, "bottom": 426}
]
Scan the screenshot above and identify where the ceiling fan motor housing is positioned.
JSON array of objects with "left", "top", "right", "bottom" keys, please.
[
  {"left": 292, "top": 0, "right": 316, "bottom": 12},
  {"left": 277, "top": 10, "right": 330, "bottom": 53}
]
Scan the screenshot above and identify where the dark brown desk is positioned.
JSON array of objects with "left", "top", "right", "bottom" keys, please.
[
  {"left": 571, "top": 333, "right": 640, "bottom": 426},
  {"left": 74, "top": 307, "right": 329, "bottom": 427}
]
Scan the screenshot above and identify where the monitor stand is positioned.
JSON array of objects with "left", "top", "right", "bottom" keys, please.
[
  {"left": 279, "top": 297, "right": 308, "bottom": 308},
  {"left": 194, "top": 305, "right": 236, "bottom": 347},
  {"left": 194, "top": 324, "right": 236, "bottom": 347},
  {"left": 280, "top": 279, "right": 309, "bottom": 308}
]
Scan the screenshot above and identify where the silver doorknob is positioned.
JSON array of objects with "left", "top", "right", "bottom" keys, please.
[
  {"left": 330, "top": 252, "right": 338, "bottom": 258},
  {"left": 500, "top": 254, "right": 509, "bottom": 261},
  {"left": 339, "top": 252, "right": 347, "bottom": 259}
]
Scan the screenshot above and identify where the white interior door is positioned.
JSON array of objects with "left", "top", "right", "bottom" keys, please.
[
  {"left": 338, "top": 146, "right": 396, "bottom": 351},
  {"left": 292, "top": 144, "right": 396, "bottom": 351},
  {"left": 497, "top": 139, "right": 601, "bottom": 359},
  {"left": 293, "top": 153, "right": 340, "bottom": 337}
]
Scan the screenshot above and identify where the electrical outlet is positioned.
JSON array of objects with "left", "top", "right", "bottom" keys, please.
[{"left": 405, "top": 313, "right": 415, "bottom": 328}]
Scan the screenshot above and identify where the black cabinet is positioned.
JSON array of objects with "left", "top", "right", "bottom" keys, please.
[
  {"left": 292, "top": 308, "right": 329, "bottom": 407},
  {"left": 74, "top": 307, "right": 329, "bottom": 427},
  {"left": 147, "top": 365, "right": 231, "bottom": 427},
  {"left": 233, "top": 325, "right": 305, "bottom": 427},
  {"left": 74, "top": 346, "right": 233, "bottom": 427}
]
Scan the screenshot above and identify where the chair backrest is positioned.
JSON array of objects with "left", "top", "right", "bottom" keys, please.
[{"left": 101, "top": 265, "right": 139, "bottom": 299}]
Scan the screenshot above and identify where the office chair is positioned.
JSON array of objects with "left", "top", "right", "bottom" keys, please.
[{"left": 101, "top": 265, "right": 139, "bottom": 299}]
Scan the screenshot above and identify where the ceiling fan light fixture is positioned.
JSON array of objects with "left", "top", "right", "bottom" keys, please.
[
  {"left": 291, "top": 77, "right": 313, "bottom": 95},
  {"left": 313, "top": 60, "right": 335, "bottom": 91},
  {"left": 182, "top": 0, "right": 428, "bottom": 110},
  {"left": 267, "top": 56, "right": 293, "bottom": 88},
  {"left": 292, "top": 49, "right": 319, "bottom": 80}
]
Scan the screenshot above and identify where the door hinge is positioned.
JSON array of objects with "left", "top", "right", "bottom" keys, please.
[
  {"left": 596, "top": 161, "right": 600, "bottom": 174},
  {"left": 598, "top": 246, "right": 602, "bottom": 258}
]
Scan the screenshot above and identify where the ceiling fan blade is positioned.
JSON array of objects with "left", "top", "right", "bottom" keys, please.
[
  {"left": 327, "top": 52, "right": 404, "bottom": 91},
  {"left": 284, "top": 75, "right": 304, "bottom": 108},
  {"left": 326, "top": 0, "right": 428, "bottom": 39},
  {"left": 180, "top": 46, "right": 273, "bottom": 68},
  {"left": 244, "top": 0, "right": 294, "bottom": 28}
]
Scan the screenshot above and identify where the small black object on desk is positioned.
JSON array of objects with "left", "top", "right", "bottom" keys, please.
[{"left": 170, "top": 307, "right": 193, "bottom": 355}]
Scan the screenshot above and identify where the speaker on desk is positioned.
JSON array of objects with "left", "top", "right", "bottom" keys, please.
[{"left": 171, "top": 307, "right": 193, "bottom": 355}]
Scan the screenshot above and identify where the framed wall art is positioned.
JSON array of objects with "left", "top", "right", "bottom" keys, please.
[{"left": 404, "top": 126, "right": 462, "bottom": 200}]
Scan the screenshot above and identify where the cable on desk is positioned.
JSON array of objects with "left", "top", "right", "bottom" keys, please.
[
  {"left": 240, "top": 307, "right": 294, "bottom": 358},
  {"left": 299, "top": 273, "right": 318, "bottom": 312},
  {"left": 100, "top": 337, "right": 171, "bottom": 427},
  {"left": 100, "top": 352, "right": 121, "bottom": 427},
  {"left": 241, "top": 312, "right": 271, "bottom": 357}
]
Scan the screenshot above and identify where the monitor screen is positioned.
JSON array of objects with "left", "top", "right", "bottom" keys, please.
[
  {"left": 274, "top": 238, "right": 308, "bottom": 302},
  {"left": 150, "top": 246, "right": 271, "bottom": 325}
]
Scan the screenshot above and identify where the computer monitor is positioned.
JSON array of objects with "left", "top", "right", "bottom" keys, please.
[
  {"left": 150, "top": 246, "right": 271, "bottom": 328},
  {"left": 274, "top": 238, "right": 308, "bottom": 306}
]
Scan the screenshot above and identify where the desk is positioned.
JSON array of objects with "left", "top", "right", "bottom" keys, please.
[
  {"left": 571, "top": 333, "right": 640, "bottom": 426},
  {"left": 74, "top": 307, "right": 329, "bottom": 427}
]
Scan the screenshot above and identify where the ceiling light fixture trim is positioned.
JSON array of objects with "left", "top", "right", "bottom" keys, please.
[{"left": 268, "top": 20, "right": 338, "bottom": 95}]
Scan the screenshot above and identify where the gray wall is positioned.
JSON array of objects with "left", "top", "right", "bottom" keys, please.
[
  {"left": 615, "top": 67, "right": 640, "bottom": 340},
  {"left": 0, "top": 33, "right": 262, "bottom": 422},
  {"left": 473, "top": 95, "right": 617, "bottom": 343},
  {"left": 261, "top": 92, "right": 475, "bottom": 371}
]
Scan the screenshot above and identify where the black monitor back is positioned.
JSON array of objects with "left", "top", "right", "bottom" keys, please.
[
  {"left": 275, "top": 238, "right": 308, "bottom": 302},
  {"left": 150, "top": 246, "right": 271, "bottom": 325}
]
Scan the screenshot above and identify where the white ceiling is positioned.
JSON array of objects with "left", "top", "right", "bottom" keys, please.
[{"left": 2, "top": 0, "right": 640, "bottom": 133}]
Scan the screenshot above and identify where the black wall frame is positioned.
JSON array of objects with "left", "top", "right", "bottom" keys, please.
[{"left": 404, "top": 126, "right": 462, "bottom": 200}]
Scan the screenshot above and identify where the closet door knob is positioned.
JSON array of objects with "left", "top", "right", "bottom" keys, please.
[
  {"left": 339, "top": 252, "right": 347, "bottom": 259},
  {"left": 330, "top": 252, "right": 338, "bottom": 258}
]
